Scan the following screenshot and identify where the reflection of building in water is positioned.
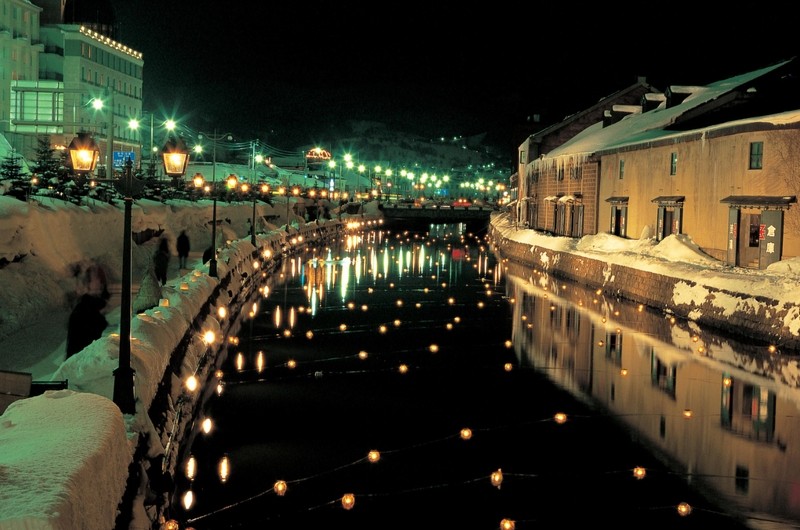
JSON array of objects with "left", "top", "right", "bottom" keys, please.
[{"left": 504, "top": 265, "right": 800, "bottom": 527}]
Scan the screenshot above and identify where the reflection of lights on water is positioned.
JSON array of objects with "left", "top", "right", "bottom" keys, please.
[
  {"left": 235, "top": 352, "right": 245, "bottom": 372},
  {"left": 256, "top": 351, "right": 265, "bottom": 373}
]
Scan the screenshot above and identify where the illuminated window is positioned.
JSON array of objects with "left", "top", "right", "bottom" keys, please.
[
  {"left": 749, "top": 142, "right": 763, "bottom": 170},
  {"left": 670, "top": 152, "right": 677, "bottom": 175}
]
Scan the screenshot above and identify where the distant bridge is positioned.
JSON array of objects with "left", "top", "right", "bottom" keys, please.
[{"left": 379, "top": 203, "right": 494, "bottom": 229}]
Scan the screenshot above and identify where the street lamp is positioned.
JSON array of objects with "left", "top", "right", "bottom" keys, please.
[
  {"left": 68, "top": 132, "right": 138, "bottom": 413},
  {"left": 196, "top": 130, "right": 232, "bottom": 278},
  {"left": 67, "top": 132, "right": 101, "bottom": 177},
  {"left": 162, "top": 135, "right": 190, "bottom": 187}
]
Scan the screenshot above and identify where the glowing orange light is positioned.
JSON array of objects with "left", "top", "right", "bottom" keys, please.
[
  {"left": 500, "top": 518, "right": 516, "bottom": 530},
  {"left": 682, "top": 409, "right": 693, "bottom": 419},
  {"left": 185, "top": 455, "right": 197, "bottom": 481},
  {"left": 287, "top": 359, "right": 297, "bottom": 369},
  {"left": 358, "top": 350, "right": 368, "bottom": 360},
  {"left": 398, "top": 364, "right": 408, "bottom": 374},
  {"left": 218, "top": 455, "right": 230, "bottom": 483},
  {"left": 367, "top": 450, "right": 380, "bottom": 463},
  {"left": 554, "top": 412, "right": 567, "bottom": 424},
  {"left": 633, "top": 467, "right": 646, "bottom": 480},
  {"left": 504, "top": 363, "right": 513, "bottom": 372},
  {"left": 677, "top": 502, "right": 692, "bottom": 516},
  {"left": 491, "top": 469, "right": 503, "bottom": 489},
  {"left": 273, "top": 480, "right": 287, "bottom": 496},
  {"left": 341, "top": 493, "right": 355, "bottom": 510},
  {"left": 429, "top": 344, "right": 439, "bottom": 353},
  {"left": 460, "top": 427, "right": 472, "bottom": 440},
  {"left": 504, "top": 340, "right": 512, "bottom": 348}
]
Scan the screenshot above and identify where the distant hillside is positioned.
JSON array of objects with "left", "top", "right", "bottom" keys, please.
[{"left": 301, "top": 120, "right": 513, "bottom": 183}]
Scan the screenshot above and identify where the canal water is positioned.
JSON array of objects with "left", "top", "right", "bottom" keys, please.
[{"left": 170, "top": 223, "right": 796, "bottom": 529}]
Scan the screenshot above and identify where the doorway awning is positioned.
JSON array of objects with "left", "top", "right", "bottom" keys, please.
[
  {"left": 720, "top": 195, "right": 797, "bottom": 210},
  {"left": 651, "top": 196, "right": 685, "bottom": 205},
  {"left": 605, "top": 196, "right": 629, "bottom": 204}
]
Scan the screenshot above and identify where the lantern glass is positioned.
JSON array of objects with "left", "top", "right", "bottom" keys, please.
[
  {"left": 67, "top": 133, "right": 100, "bottom": 174},
  {"left": 162, "top": 136, "right": 190, "bottom": 177},
  {"left": 163, "top": 152, "right": 189, "bottom": 176}
]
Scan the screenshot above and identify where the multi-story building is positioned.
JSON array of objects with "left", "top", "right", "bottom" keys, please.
[
  {"left": 0, "top": 0, "right": 144, "bottom": 176},
  {"left": 516, "top": 57, "right": 799, "bottom": 269},
  {"left": 0, "top": 0, "right": 44, "bottom": 167}
]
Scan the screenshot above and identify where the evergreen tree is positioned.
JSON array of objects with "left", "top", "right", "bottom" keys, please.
[
  {"left": 30, "top": 135, "right": 71, "bottom": 201},
  {"left": 0, "top": 150, "right": 27, "bottom": 201}
]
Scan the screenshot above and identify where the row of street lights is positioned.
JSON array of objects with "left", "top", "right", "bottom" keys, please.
[{"left": 66, "top": 131, "right": 190, "bottom": 415}]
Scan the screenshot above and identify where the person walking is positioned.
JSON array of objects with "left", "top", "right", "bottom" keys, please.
[
  {"left": 177, "top": 230, "right": 190, "bottom": 269},
  {"left": 153, "top": 238, "right": 171, "bottom": 286}
]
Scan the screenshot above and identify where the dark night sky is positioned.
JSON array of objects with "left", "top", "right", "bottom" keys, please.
[{"left": 109, "top": 1, "right": 795, "bottom": 156}]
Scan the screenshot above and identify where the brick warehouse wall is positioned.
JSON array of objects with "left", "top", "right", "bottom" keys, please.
[{"left": 489, "top": 226, "right": 800, "bottom": 351}]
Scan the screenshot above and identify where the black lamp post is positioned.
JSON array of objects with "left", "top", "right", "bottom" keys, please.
[
  {"left": 68, "top": 132, "right": 146, "bottom": 414},
  {"left": 197, "top": 130, "right": 232, "bottom": 278}
]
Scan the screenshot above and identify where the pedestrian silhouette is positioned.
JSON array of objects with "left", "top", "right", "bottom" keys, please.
[
  {"left": 153, "top": 238, "right": 170, "bottom": 286},
  {"left": 66, "top": 294, "right": 108, "bottom": 358},
  {"left": 177, "top": 231, "right": 190, "bottom": 269}
]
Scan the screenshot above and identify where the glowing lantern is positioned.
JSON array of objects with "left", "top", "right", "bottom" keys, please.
[
  {"left": 429, "top": 344, "right": 439, "bottom": 353},
  {"left": 460, "top": 428, "right": 472, "bottom": 440},
  {"left": 683, "top": 409, "right": 693, "bottom": 419},
  {"left": 554, "top": 412, "right": 567, "bottom": 424},
  {"left": 367, "top": 450, "right": 380, "bottom": 463},
  {"left": 180, "top": 282, "right": 189, "bottom": 291},
  {"left": 633, "top": 467, "right": 646, "bottom": 480},
  {"left": 500, "top": 518, "right": 515, "bottom": 530},
  {"left": 185, "top": 375, "right": 199, "bottom": 392},
  {"left": 504, "top": 363, "right": 513, "bottom": 372},
  {"left": 504, "top": 340, "right": 512, "bottom": 348},
  {"left": 676, "top": 502, "right": 692, "bottom": 516},
  {"left": 491, "top": 469, "right": 503, "bottom": 489},
  {"left": 287, "top": 359, "right": 297, "bottom": 369},
  {"left": 274, "top": 480, "right": 287, "bottom": 496},
  {"left": 358, "top": 351, "right": 369, "bottom": 360},
  {"left": 398, "top": 364, "right": 408, "bottom": 374},
  {"left": 163, "top": 519, "right": 180, "bottom": 530},
  {"left": 341, "top": 493, "right": 355, "bottom": 510}
]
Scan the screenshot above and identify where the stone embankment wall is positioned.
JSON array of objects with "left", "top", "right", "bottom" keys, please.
[{"left": 489, "top": 227, "right": 800, "bottom": 352}]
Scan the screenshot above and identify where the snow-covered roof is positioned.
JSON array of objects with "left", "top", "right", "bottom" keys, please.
[{"left": 536, "top": 59, "right": 796, "bottom": 164}]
